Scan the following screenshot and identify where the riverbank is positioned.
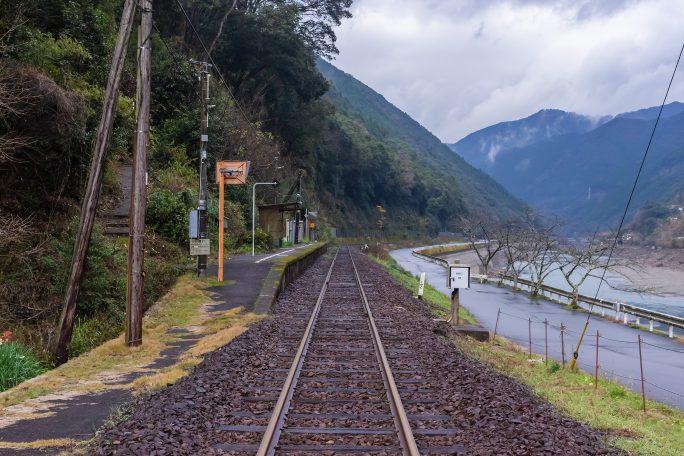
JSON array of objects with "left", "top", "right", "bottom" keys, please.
[{"left": 616, "top": 245, "right": 684, "bottom": 296}]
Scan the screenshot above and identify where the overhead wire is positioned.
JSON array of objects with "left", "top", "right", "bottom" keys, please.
[
  {"left": 571, "top": 42, "right": 684, "bottom": 366},
  {"left": 173, "top": 0, "right": 252, "bottom": 126}
]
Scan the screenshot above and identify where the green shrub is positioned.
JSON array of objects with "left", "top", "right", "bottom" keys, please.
[
  {"left": 548, "top": 361, "right": 561, "bottom": 373},
  {"left": 0, "top": 341, "right": 45, "bottom": 391},
  {"left": 147, "top": 189, "right": 194, "bottom": 244},
  {"left": 242, "top": 227, "right": 273, "bottom": 253},
  {"left": 44, "top": 220, "right": 127, "bottom": 317}
]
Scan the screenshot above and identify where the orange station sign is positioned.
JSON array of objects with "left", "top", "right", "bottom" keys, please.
[{"left": 216, "top": 161, "right": 249, "bottom": 184}]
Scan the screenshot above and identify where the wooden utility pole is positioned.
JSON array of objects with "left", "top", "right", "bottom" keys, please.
[
  {"left": 126, "top": 0, "right": 153, "bottom": 347},
  {"left": 53, "top": 0, "right": 137, "bottom": 365}
]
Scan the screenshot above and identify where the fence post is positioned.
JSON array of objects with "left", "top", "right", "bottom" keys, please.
[
  {"left": 528, "top": 317, "right": 532, "bottom": 359},
  {"left": 493, "top": 308, "right": 501, "bottom": 341},
  {"left": 669, "top": 325, "right": 674, "bottom": 338},
  {"left": 649, "top": 320, "right": 654, "bottom": 332},
  {"left": 544, "top": 318, "right": 548, "bottom": 366},
  {"left": 595, "top": 330, "right": 599, "bottom": 389},
  {"left": 560, "top": 323, "right": 566, "bottom": 369},
  {"left": 638, "top": 334, "right": 646, "bottom": 413},
  {"left": 417, "top": 272, "right": 425, "bottom": 300}
]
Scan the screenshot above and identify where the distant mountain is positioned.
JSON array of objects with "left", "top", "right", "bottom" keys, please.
[
  {"left": 448, "top": 109, "right": 611, "bottom": 171},
  {"left": 616, "top": 101, "right": 684, "bottom": 121},
  {"left": 450, "top": 108, "right": 684, "bottom": 232},
  {"left": 312, "top": 59, "right": 527, "bottom": 234}
]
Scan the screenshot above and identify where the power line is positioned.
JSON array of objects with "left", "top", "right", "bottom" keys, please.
[
  {"left": 590, "top": 42, "right": 684, "bottom": 306},
  {"left": 571, "top": 42, "right": 684, "bottom": 368},
  {"left": 173, "top": 0, "right": 251, "bottom": 125}
]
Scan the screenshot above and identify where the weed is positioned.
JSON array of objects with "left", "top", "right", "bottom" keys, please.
[
  {"left": 69, "top": 314, "right": 124, "bottom": 358},
  {"left": 0, "top": 341, "right": 45, "bottom": 392},
  {"left": 548, "top": 360, "right": 561, "bottom": 373},
  {"left": 608, "top": 384, "right": 627, "bottom": 398}
]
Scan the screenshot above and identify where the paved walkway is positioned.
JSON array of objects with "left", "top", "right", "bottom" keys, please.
[
  {"left": 207, "top": 244, "right": 311, "bottom": 312},
  {"left": 391, "top": 246, "right": 684, "bottom": 411},
  {"left": 0, "top": 244, "right": 312, "bottom": 455}
]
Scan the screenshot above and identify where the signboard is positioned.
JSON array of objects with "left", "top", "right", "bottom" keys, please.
[
  {"left": 190, "top": 238, "right": 210, "bottom": 256},
  {"left": 447, "top": 264, "right": 470, "bottom": 289},
  {"left": 216, "top": 160, "right": 249, "bottom": 184}
]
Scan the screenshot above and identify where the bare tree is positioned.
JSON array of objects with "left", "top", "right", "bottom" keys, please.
[
  {"left": 498, "top": 220, "right": 529, "bottom": 289},
  {"left": 558, "top": 233, "right": 639, "bottom": 307},
  {"left": 523, "top": 213, "right": 561, "bottom": 296},
  {"left": 208, "top": 0, "right": 239, "bottom": 55},
  {"left": 459, "top": 216, "right": 503, "bottom": 276}
]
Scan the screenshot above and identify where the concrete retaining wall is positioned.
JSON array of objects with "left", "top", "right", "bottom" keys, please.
[{"left": 253, "top": 243, "right": 329, "bottom": 314}]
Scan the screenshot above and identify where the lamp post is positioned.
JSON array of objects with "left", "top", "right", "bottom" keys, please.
[{"left": 253, "top": 182, "right": 278, "bottom": 256}]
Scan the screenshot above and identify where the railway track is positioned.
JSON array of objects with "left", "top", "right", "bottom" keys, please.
[{"left": 216, "top": 247, "right": 463, "bottom": 455}]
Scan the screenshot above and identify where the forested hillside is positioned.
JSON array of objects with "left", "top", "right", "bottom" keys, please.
[
  {"left": 0, "top": 0, "right": 525, "bottom": 368},
  {"left": 316, "top": 59, "right": 527, "bottom": 234}
]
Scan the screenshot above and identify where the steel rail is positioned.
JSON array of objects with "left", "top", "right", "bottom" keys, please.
[
  {"left": 256, "top": 248, "right": 340, "bottom": 456},
  {"left": 349, "top": 250, "right": 421, "bottom": 456}
]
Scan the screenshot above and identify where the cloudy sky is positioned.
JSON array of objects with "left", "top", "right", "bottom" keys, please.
[{"left": 330, "top": 0, "right": 684, "bottom": 142}]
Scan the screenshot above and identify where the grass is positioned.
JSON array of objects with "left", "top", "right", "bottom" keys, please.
[
  {"left": 0, "top": 274, "right": 206, "bottom": 408},
  {"left": 0, "top": 438, "right": 76, "bottom": 451},
  {"left": 0, "top": 341, "right": 45, "bottom": 392},
  {"left": 455, "top": 336, "right": 684, "bottom": 456},
  {"left": 373, "top": 254, "right": 476, "bottom": 324},
  {"left": 372, "top": 250, "right": 684, "bottom": 456}
]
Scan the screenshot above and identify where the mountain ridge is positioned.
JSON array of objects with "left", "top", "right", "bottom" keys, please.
[
  {"left": 448, "top": 105, "right": 684, "bottom": 232},
  {"left": 312, "top": 59, "right": 528, "bottom": 234}
]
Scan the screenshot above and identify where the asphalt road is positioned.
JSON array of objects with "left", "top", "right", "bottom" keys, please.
[{"left": 391, "top": 247, "right": 684, "bottom": 411}]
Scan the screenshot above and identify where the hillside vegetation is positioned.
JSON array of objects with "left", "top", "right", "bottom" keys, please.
[{"left": 317, "top": 59, "right": 527, "bottom": 235}]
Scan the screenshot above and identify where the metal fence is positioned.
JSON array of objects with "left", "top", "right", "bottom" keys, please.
[{"left": 412, "top": 246, "right": 684, "bottom": 338}]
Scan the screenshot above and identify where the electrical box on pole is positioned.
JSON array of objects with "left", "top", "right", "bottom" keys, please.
[
  {"left": 446, "top": 264, "right": 470, "bottom": 326},
  {"left": 447, "top": 264, "right": 471, "bottom": 289},
  {"left": 191, "top": 60, "right": 212, "bottom": 277}
]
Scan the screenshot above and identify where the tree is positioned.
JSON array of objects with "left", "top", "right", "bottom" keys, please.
[
  {"left": 558, "top": 233, "right": 637, "bottom": 307},
  {"left": 498, "top": 220, "right": 528, "bottom": 290},
  {"left": 238, "top": 0, "right": 352, "bottom": 57},
  {"left": 459, "top": 216, "right": 503, "bottom": 276},
  {"left": 523, "top": 213, "right": 561, "bottom": 296}
]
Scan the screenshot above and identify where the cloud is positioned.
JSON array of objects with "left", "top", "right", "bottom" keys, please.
[{"left": 331, "top": 0, "right": 684, "bottom": 142}]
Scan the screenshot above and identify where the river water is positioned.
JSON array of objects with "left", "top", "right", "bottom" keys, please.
[{"left": 517, "top": 263, "right": 684, "bottom": 319}]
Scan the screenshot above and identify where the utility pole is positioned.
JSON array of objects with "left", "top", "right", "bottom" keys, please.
[
  {"left": 126, "top": 0, "right": 152, "bottom": 347},
  {"left": 53, "top": 0, "right": 137, "bottom": 366},
  {"left": 191, "top": 60, "right": 212, "bottom": 276}
]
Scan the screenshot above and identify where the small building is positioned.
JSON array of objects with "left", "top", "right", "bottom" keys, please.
[{"left": 258, "top": 202, "right": 300, "bottom": 246}]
